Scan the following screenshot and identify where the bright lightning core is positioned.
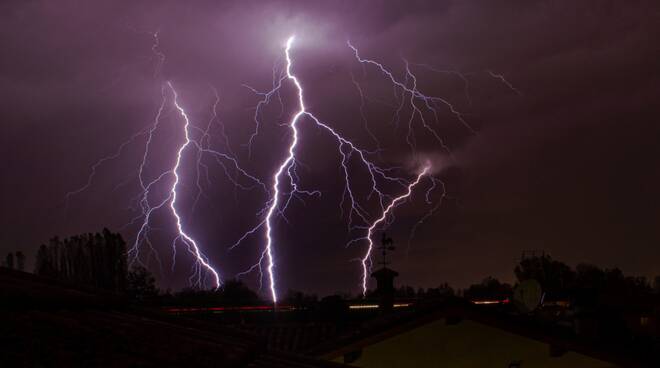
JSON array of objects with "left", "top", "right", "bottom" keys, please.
[
  {"left": 126, "top": 82, "right": 223, "bottom": 289},
  {"left": 167, "top": 82, "right": 221, "bottom": 288},
  {"left": 253, "top": 36, "right": 443, "bottom": 301},
  {"left": 261, "top": 36, "right": 305, "bottom": 303}
]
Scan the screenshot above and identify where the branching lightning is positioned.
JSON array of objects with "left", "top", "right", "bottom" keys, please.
[
  {"left": 65, "top": 31, "right": 515, "bottom": 300},
  {"left": 236, "top": 36, "right": 456, "bottom": 300},
  {"left": 66, "top": 32, "right": 267, "bottom": 290}
]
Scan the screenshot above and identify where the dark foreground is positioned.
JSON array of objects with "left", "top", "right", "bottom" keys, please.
[{"left": 0, "top": 268, "right": 345, "bottom": 367}]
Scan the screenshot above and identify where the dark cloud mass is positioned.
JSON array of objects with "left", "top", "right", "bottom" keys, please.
[{"left": 1, "top": 0, "right": 659, "bottom": 296}]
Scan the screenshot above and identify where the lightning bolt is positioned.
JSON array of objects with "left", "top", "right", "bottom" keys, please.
[
  {"left": 166, "top": 81, "right": 221, "bottom": 288},
  {"left": 245, "top": 36, "right": 447, "bottom": 301},
  {"left": 126, "top": 81, "right": 269, "bottom": 288},
  {"left": 66, "top": 32, "right": 507, "bottom": 299},
  {"left": 67, "top": 32, "right": 268, "bottom": 289},
  {"left": 260, "top": 36, "right": 304, "bottom": 303},
  {"left": 124, "top": 82, "right": 224, "bottom": 288},
  {"left": 359, "top": 164, "right": 431, "bottom": 294}
]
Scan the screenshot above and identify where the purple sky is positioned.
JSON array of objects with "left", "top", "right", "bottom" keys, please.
[{"left": 2, "top": 0, "right": 659, "bottom": 296}]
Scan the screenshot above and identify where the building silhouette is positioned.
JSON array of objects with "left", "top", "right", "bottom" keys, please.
[{"left": 371, "top": 233, "right": 399, "bottom": 310}]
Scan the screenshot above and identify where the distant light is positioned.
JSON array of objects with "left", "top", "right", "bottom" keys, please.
[
  {"left": 471, "top": 299, "right": 509, "bottom": 305},
  {"left": 349, "top": 304, "right": 379, "bottom": 310},
  {"left": 348, "top": 303, "right": 413, "bottom": 310},
  {"left": 164, "top": 305, "right": 295, "bottom": 313}
]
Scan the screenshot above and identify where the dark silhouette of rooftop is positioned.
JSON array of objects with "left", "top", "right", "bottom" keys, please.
[
  {"left": 371, "top": 233, "right": 399, "bottom": 310},
  {"left": 0, "top": 268, "right": 347, "bottom": 368}
]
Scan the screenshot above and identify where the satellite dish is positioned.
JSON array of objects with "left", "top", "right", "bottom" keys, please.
[{"left": 513, "top": 279, "right": 542, "bottom": 313}]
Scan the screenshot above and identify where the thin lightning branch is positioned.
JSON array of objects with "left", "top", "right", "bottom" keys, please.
[
  {"left": 487, "top": 70, "right": 522, "bottom": 95},
  {"left": 64, "top": 128, "right": 149, "bottom": 208},
  {"left": 151, "top": 30, "right": 165, "bottom": 78},
  {"left": 411, "top": 63, "right": 523, "bottom": 99},
  {"left": 350, "top": 69, "right": 382, "bottom": 152},
  {"left": 191, "top": 87, "right": 221, "bottom": 213},
  {"left": 192, "top": 85, "right": 251, "bottom": 211},
  {"left": 347, "top": 41, "right": 475, "bottom": 144},
  {"left": 409, "top": 63, "right": 473, "bottom": 105},
  {"left": 407, "top": 177, "right": 447, "bottom": 256},
  {"left": 243, "top": 64, "right": 287, "bottom": 157}
]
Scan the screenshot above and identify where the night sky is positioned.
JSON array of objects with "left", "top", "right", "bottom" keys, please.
[{"left": 2, "top": 0, "right": 659, "bottom": 297}]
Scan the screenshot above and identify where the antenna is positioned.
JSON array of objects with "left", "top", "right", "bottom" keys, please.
[
  {"left": 379, "top": 233, "right": 395, "bottom": 267},
  {"left": 517, "top": 249, "right": 546, "bottom": 263}
]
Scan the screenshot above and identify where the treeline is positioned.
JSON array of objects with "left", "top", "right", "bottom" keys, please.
[
  {"left": 34, "top": 228, "right": 127, "bottom": 292},
  {"left": 159, "top": 280, "right": 260, "bottom": 306},
  {"left": 2, "top": 251, "right": 26, "bottom": 271},
  {"left": 515, "top": 254, "right": 654, "bottom": 298},
  {"left": 462, "top": 254, "right": 658, "bottom": 302},
  {"left": 464, "top": 277, "right": 512, "bottom": 300}
]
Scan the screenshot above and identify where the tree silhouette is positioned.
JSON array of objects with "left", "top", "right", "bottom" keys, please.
[
  {"left": 515, "top": 255, "right": 575, "bottom": 294},
  {"left": 127, "top": 265, "right": 159, "bottom": 300},
  {"left": 34, "top": 229, "right": 127, "bottom": 291},
  {"left": 166, "top": 279, "right": 262, "bottom": 306},
  {"left": 465, "top": 277, "right": 512, "bottom": 300},
  {"left": 653, "top": 276, "right": 660, "bottom": 293},
  {"left": 219, "top": 279, "right": 260, "bottom": 305},
  {"left": 14, "top": 251, "right": 25, "bottom": 271},
  {"left": 5, "top": 252, "right": 14, "bottom": 269}
]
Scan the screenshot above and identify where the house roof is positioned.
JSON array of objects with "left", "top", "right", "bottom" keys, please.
[
  {"left": 313, "top": 298, "right": 655, "bottom": 367},
  {"left": 0, "top": 268, "right": 346, "bottom": 368},
  {"left": 371, "top": 267, "right": 399, "bottom": 278}
]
